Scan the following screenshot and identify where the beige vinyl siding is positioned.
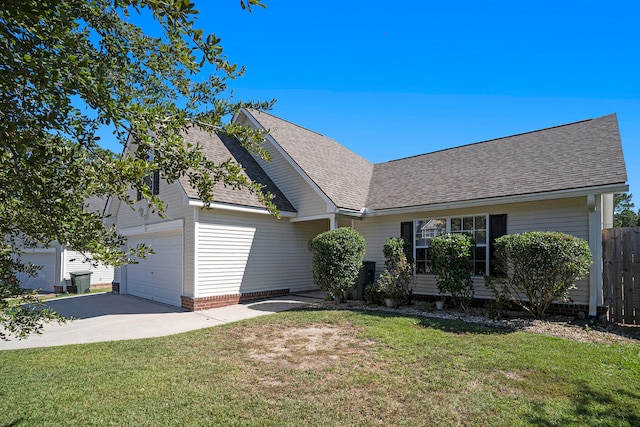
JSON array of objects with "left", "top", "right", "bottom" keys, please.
[
  {"left": 196, "top": 211, "right": 326, "bottom": 297},
  {"left": 114, "top": 179, "right": 189, "bottom": 229},
  {"left": 355, "top": 197, "right": 591, "bottom": 305},
  {"left": 237, "top": 115, "right": 328, "bottom": 217},
  {"left": 63, "top": 250, "right": 114, "bottom": 285}
]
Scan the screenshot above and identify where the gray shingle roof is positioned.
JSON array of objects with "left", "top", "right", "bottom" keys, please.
[
  {"left": 177, "top": 126, "right": 296, "bottom": 212},
  {"left": 367, "top": 113, "right": 627, "bottom": 210},
  {"left": 244, "top": 109, "right": 374, "bottom": 211}
]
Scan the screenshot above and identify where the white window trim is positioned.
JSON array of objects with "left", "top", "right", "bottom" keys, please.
[{"left": 414, "top": 214, "right": 490, "bottom": 276}]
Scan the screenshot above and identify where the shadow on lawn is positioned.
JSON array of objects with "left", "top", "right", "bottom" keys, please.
[
  {"left": 524, "top": 380, "right": 640, "bottom": 426},
  {"left": 294, "top": 306, "right": 514, "bottom": 335}
]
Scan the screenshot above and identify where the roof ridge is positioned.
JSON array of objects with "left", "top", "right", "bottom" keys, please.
[{"left": 380, "top": 115, "right": 611, "bottom": 165}]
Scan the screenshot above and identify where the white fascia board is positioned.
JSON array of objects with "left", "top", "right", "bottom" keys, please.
[
  {"left": 187, "top": 199, "right": 297, "bottom": 218},
  {"left": 120, "top": 219, "right": 184, "bottom": 236},
  {"left": 367, "top": 184, "right": 629, "bottom": 217},
  {"left": 236, "top": 108, "right": 337, "bottom": 210}
]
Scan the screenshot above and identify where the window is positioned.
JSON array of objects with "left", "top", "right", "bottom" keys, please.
[
  {"left": 451, "top": 215, "right": 487, "bottom": 276},
  {"left": 136, "top": 152, "right": 160, "bottom": 201},
  {"left": 414, "top": 215, "right": 488, "bottom": 276},
  {"left": 414, "top": 218, "right": 446, "bottom": 274},
  {"left": 136, "top": 171, "right": 159, "bottom": 201}
]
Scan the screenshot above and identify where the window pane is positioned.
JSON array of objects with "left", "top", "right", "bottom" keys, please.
[
  {"left": 451, "top": 218, "right": 461, "bottom": 231},
  {"left": 463, "top": 216, "right": 474, "bottom": 231},
  {"left": 416, "top": 219, "right": 445, "bottom": 247},
  {"left": 475, "top": 247, "right": 487, "bottom": 261},
  {"left": 475, "top": 230, "right": 486, "bottom": 245},
  {"left": 415, "top": 220, "right": 428, "bottom": 247},
  {"left": 475, "top": 216, "right": 486, "bottom": 230}
]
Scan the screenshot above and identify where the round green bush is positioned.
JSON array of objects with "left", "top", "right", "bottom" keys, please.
[
  {"left": 311, "top": 227, "right": 366, "bottom": 301},
  {"left": 492, "top": 231, "right": 592, "bottom": 317}
]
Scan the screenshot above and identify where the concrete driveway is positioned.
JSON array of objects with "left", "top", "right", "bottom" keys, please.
[{"left": 0, "top": 291, "right": 325, "bottom": 351}]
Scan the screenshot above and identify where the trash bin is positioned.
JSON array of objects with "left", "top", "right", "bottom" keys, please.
[
  {"left": 69, "top": 271, "right": 92, "bottom": 294},
  {"left": 353, "top": 261, "right": 376, "bottom": 300}
]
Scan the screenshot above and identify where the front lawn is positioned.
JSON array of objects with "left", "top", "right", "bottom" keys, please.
[{"left": 1, "top": 309, "right": 639, "bottom": 426}]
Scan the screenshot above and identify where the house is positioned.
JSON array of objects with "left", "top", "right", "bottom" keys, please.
[
  {"left": 16, "top": 196, "right": 115, "bottom": 293},
  {"left": 109, "top": 111, "right": 627, "bottom": 316}
]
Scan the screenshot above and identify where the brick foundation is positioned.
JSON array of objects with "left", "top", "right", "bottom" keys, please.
[
  {"left": 412, "top": 293, "right": 607, "bottom": 318},
  {"left": 181, "top": 288, "right": 290, "bottom": 311}
]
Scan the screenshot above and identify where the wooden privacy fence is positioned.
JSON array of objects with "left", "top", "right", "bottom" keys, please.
[{"left": 602, "top": 227, "right": 640, "bottom": 324}]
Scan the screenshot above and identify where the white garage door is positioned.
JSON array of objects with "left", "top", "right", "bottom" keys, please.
[
  {"left": 126, "top": 231, "right": 183, "bottom": 307},
  {"left": 16, "top": 251, "right": 57, "bottom": 292}
]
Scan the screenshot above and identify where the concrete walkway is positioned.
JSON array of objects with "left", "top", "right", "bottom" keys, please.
[{"left": 0, "top": 291, "right": 326, "bottom": 351}]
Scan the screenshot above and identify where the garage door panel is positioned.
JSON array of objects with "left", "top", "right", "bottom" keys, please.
[{"left": 126, "top": 231, "right": 183, "bottom": 307}]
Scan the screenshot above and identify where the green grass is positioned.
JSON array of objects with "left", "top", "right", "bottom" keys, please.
[{"left": 1, "top": 309, "right": 639, "bottom": 426}]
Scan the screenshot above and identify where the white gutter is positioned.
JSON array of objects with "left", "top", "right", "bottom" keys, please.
[
  {"left": 289, "top": 213, "right": 334, "bottom": 223},
  {"left": 187, "top": 199, "right": 297, "bottom": 218}
]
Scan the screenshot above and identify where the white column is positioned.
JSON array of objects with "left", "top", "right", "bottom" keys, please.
[
  {"left": 587, "top": 194, "right": 602, "bottom": 316},
  {"left": 329, "top": 215, "right": 337, "bottom": 230},
  {"left": 602, "top": 194, "right": 614, "bottom": 229}
]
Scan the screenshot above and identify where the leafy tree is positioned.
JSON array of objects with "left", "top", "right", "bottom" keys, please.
[
  {"left": 489, "top": 232, "right": 592, "bottom": 318},
  {"left": 0, "top": 0, "right": 272, "bottom": 339},
  {"left": 311, "top": 228, "right": 366, "bottom": 302},
  {"left": 614, "top": 193, "right": 635, "bottom": 212},
  {"left": 614, "top": 193, "right": 639, "bottom": 227}
]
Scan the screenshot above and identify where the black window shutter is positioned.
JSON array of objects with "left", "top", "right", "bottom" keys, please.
[
  {"left": 400, "top": 221, "right": 414, "bottom": 263},
  {"left": 489, "top": 214, "right": 507, "bottom": 276},
  {"left": 152, "top": 171, "right": 160, "bottom": 195}
]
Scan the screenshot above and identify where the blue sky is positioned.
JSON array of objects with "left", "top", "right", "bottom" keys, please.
[{"left": 103, "top": 0, "right": 640, "bottom": 202}]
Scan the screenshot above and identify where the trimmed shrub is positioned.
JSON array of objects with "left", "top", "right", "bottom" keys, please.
[
  {"left": 311, "top": 227, "right": 366, "bottom": 302},
  {"left": 430, "top": 233, "right": 474, "bottom": 308},
  {"left": 490, "top": 231, "right": 592, "bottom": 318},
  {"left": 376, "top": 237, "right": 414, "bottom": 306},
  {"left": 383, "top": 237, "right": 406, "bottom": 269}
]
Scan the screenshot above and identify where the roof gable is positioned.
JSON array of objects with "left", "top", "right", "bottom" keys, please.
[
  {"left": 367, "top": 114, "right": 627, "bottom": 210},
  {"left": 177, "top": 126, "right": 296, "bottom": 212},
  {"left": 243, "top": 109, "right": 374, "bottom": 211}
]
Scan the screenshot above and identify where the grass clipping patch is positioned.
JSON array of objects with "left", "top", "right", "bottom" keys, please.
[{"left": 242, "top": 323, "right": 377, "bottom": 371}]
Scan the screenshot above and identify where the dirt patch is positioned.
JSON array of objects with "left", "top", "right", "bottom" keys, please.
[{"left": 242, "top": 323, "right": 377, "bottom": 370}]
